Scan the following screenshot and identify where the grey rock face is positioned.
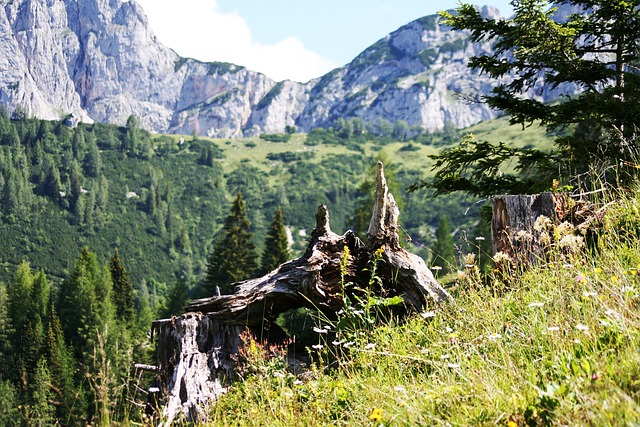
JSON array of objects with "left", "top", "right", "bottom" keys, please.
[{"left": 0, "top": 1, "right": 567, "bottom": 137}]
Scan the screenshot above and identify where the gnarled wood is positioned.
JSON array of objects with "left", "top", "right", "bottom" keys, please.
[{"left": 152, "top": 162, "right": 451, "bottom": 425}]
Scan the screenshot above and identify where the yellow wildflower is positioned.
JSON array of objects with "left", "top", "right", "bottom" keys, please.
[
  {"left": 507, "top": 421, "right": 518, "bottom": 427},
  {"left": 369, "top": 408, "right": 383, "bottom": 422},
  {"left": 611, "top": 275, "right": 619, "bottom": 284}
]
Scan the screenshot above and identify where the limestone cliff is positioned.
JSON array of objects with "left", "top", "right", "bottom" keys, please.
[{"left": 0, "top": 1, "right": 572, "bottom": 137}]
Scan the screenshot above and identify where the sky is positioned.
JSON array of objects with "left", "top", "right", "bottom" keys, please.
[{"left": 134, "top": 0, "right": 514, "bottom": 83}]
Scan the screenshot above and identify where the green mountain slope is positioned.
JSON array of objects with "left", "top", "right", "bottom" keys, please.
[{"left": 0, "top": 111, "right": 553, "bottom": 295}]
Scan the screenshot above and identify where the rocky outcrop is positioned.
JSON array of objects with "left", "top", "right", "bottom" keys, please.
[
  {"left": 0, "top": 1, "right": 573, "bottom": 137},
  {"left": 0, "top": 0, "right": 276, "bottom": 137}
]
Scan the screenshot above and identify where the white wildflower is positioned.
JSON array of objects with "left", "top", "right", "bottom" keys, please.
[
  {"left": 555, "top": 221, "right": 576, "bottom": 239},
  {"left": 575, "top": 324, "right": 589, "bottom": 331},
  {"left": 420, "top": 311, "right": 436, "bottom": 319},
  {"left": 533, "top": 215, "right": 552, "bottom": 232},
  {"left": 515, "top": 230, "right": 534, "bottom": 242},
  {"left": 558, "top": 234, "right": 585, "bottom": 252},
  {"left": 539, "top": 231, "right": 551, "bottom": 246},
  {"left": 493, "top": 251, "right": 512, "bottom": 264}
]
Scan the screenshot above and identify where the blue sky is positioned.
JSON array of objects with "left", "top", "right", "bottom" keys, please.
[{"left": 135, "top": 0, "right": 514, "bottom": 82}]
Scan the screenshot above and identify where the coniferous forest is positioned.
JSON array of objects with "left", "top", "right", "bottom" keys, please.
[{"left": 0, "top": 106, "right": 489, "bottom": 425}]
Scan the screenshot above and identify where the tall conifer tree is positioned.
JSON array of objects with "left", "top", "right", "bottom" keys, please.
[
  {"left": 419, "top": 0, "right": 640, "bottom": 196},
  {"left": 109, "top": 249, "right": 135, "bottom": 325},
  {"left": 204, "top": 193, "right": 258, "bottom": 295},
  {"left": 431, "top": 215, "right": 456, "bottom": 274},
  {"left": 0, "top": 283, "right": 13, "bottom": 380},
  {"left": 261, "top": 206, "right": 290, "bottom": 274},
  {"left": 44, "top": 305, "right": 78, "bottom": 424}
]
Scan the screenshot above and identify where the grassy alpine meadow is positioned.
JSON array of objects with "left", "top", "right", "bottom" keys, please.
[{"left": 203, "top": 188, "right": 640, "bottom": 427}]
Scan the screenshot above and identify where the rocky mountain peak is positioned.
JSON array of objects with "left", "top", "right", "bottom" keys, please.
[{"left": 0, "top": 1, "right": 557, "bottom": 137}]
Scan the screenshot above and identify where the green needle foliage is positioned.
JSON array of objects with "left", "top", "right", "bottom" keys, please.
[
  {"left": 432, "top": 214, "right": 456, "bottom": 273},
  {"left": 414, "top": 0, "right": 640, "bottom": 197},
  {"left": 109, "top": 249, "right": 135, "bottom": 325},
  {"left": 204, "top": 193, "right": 259, "bottom": 295},
  {"left": 261, "top": 206, "right": 290, "bottom": 274}
]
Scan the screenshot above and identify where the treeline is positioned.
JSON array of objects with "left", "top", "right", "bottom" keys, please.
[{"left": 0, "top": 109, "right": 480, "bottom": 291}]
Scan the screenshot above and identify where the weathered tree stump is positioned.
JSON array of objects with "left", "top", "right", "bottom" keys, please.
[
  {"left": 491, "top": 192, "right": 568, "bottom": 264},
  {"left": 151, "top": 162, "right": 451, "bottom": 425}
]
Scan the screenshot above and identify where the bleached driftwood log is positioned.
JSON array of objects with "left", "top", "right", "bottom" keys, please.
[{"left": 152, "top": 162, "right": 451, "bottom": 425}]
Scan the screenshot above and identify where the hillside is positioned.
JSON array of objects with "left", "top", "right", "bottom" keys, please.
[
  {"left": 202, "top": 188, "right": 640, "bottom": 426},
  {"left": 0, "top": 110, "right": 553, "bottom": 294}
]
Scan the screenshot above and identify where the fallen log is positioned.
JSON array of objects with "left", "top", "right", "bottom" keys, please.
[{"left": 152, "top": 162, "right": 451, "bottom": 425}]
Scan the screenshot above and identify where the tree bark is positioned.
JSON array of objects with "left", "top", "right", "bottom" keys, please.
[
  {"left": 491, "top": 192, "right": 567, "bottom": 264},
  {"left": 151, "top": 162, "right": 451, "bottom": 425}
]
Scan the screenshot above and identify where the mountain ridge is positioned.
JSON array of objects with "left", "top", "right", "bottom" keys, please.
[{"left": 0, "top": 1, "right": 565, "bottom": 138}]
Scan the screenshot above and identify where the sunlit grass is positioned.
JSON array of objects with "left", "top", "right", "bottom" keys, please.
[
  {"left": 202, "top": 189, "right": 640, "bottom": 426},
  {"left": 155, "top": 115, "right": 555, "bottom": 182}
]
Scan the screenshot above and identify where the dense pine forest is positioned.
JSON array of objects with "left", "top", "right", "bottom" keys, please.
[{"left": 0, "top": 107, "right": 490, "bottom": 288}]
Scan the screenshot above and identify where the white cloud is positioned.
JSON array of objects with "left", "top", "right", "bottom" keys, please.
[{"left": 134, "top": 0, "right": 338, "bottom": 82}]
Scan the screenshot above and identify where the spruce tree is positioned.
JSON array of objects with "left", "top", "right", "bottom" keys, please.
[
  {"left": 162, "top": 279, "right": 190, "bottom": 317},
  {"left": 109, "top": 249, "right": 135, "bottom": 325},
  {"left": 0, "top": 283, "right": 13, "bottom": 380},
  {"left": 204, "top": 193, "right": 258, "bottom": 295},
  {"left": 83, "top": 135, "right": 101, "bottom": 177},
  {"left": 44, "top": 305, "right": 77, "bottom": 424},
  {"left": 42, "top": 159, "right": 62, "bottom": 203},
  {"left": 431, "top": 215, "right": 456, "bottom": 274},
  {"left": 71, "top": 128, "right": 85, "bottom": 160},
  {"left": 58, "top": 248, "right": 103, "bottom": 359},
  {"left": 0, "top": 379, "right": 19, "bottom": 427},
  {"left": 419, "top": 0, "right": 640, "bottom": 196},
  {"left": 29, "top": 357, "right": 55, "bottom": 426},
  {"left": 261, "top": 206, "right": 290, "bottom": 274}
]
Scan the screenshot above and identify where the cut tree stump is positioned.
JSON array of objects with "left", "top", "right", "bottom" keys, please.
[
  {"left": 491, "top": 192, "right": 568, "bottom": 264},
  {"left": 151, "top": 162, "right": 451, "bottom": 425}
]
